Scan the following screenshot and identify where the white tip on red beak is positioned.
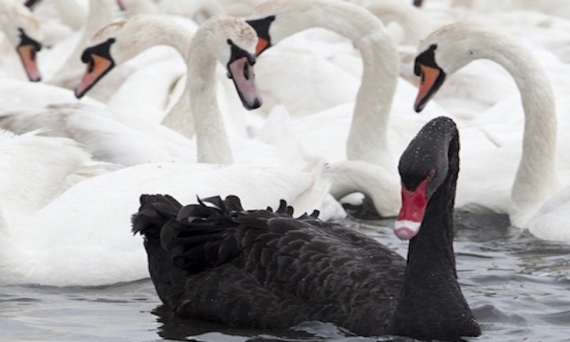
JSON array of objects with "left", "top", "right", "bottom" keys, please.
[{"left": 394, "top": 220, "right": 421, "bottom": 240}]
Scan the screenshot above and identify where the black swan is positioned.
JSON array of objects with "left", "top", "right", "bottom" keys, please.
[{"left": 132, "top": 116, "right": 481, "bottom": 340}]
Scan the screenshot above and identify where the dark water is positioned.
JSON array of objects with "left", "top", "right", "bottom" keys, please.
[{"left": 1, "top": 215, "right": 569, "bottom": 342}]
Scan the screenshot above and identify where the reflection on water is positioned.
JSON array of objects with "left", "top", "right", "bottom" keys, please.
[{"left": 1, "top": 215, "right": 569, "bottom": 342}]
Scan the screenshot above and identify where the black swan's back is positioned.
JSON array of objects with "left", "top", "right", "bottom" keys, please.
[
  {"left": 134, "top": 195, "right": 406, "bottom": 335},
  {"left": 132, "top": 116, "right": 480, "bottom": 340}
]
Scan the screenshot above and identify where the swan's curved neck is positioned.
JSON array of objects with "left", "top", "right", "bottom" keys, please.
[
  {"left": 469, "top": 33, "right": 557, "bottom": 224},
  {"left": 120, "top": 16, "right": 192, "bottom": 60},
  {"left": 126, "top": 17, "right": 195, "bottom": 138},
  {"left": 327, "top": 160, "right": 401, "bottom": 216},
  {"left": 187, "top": 28, "right": 233, "bottom": 165},
  {"left": 256, "top": 0, "right": 399, "bottom": 165},
  {"left": 161, "top": 87, "right": 194, "bottom": 138},
  {"left": 347, "top": 30, "right": 398, "bottom": 165},
  {"left": 54, "top": 0, "right": 86, "bottom": 30}
]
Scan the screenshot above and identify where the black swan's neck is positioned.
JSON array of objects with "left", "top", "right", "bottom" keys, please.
[
  {"left": 407, "top": 159, "right": 458, "bottom": 279},
  {"left": 385, "top": 136, "right": 480, "bottom": 340}
]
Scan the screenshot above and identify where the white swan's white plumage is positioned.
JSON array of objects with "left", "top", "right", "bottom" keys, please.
[
  {"left": 0, "top": 102, "right": 197, "bottom": 166},
  {"left": 0, "top": 160, "right": 337, "bottom": 286},
  {"left": 0, "top": 129, "right": 114, "bottom": 229},
  {"left": 120, "top": 0, "right": 225, "bottom": 24},
  {"left": 0, "top": 78, "right": 103, "bottom": 109},
  {"left": 415, "top": 22, "right": 570, "bottom": 242}
]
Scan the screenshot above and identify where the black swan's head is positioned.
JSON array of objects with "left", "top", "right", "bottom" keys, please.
[{"left": 394, "top": 116, "right": 459, "bottom": 240}]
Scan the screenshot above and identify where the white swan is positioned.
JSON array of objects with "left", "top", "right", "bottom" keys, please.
[
  {"left": 75, "top": 14, "right": 199, "bottom": 139},
  {"left": 413, "top": 22, "right": 570, "bottom": 241},
  {"left": 0, "top": 16, "right": 340, "bottom": 287},
  {"left": 0, "top": 0, "right": 43, "bottom": 81},
  {"left": 0, "top": 13, "right": 248, "bottom": 167},
  {"left": 247, "top": 0, "right": 453, "bottom": 216}
]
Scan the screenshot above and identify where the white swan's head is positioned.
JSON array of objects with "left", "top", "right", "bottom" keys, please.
[
  {"left": 0, "top": 1, "right": 43, "bottom": 81},
  {"left": 246, "top": 0, "right": 316, "bottom": 55},
  {"left": 75, "top": 18, "right": 130, "bottom": 98},
  {"left": 414, "top": 22, "right": 490, "bottom": 112},
  {"left": 75, "top": 16, "right": 157, "bottom": 98},
  {"left": 200, "top": 15, "right": 262, "bottom": 110},
  {"left": 246, "top": 0, "right": 359, "bottom": 55},
  {"left": 75, "top": 14, "right": 197, "bottom": 98}
]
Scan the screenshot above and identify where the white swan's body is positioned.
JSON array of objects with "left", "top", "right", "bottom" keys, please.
[
  {"left": 0, "top": 160, "right": 336, "bottom": 286},
  {"left": 0, "top": 129, "right": 112, "bottom": 229},
  {"left": 0, "top": 102, "right": 197, "bottom": 166},
  {"left": 415, "top": 22, "right": 570, "bottom": 241}
]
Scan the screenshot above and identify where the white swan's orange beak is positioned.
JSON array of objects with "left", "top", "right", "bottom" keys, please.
[
  {"left": 394, "top": 178, "right": 430, "bottom": 240},
  {"left": 414, "top": 64, "right": 444, "bottom": 112},
  {"left": 255, "top": 37, "right": 269, "bottom": 56},
  {"left": 228, "top": 57, "right": 262, "bottom": 110},
  {"left": 75, "top": 55, "right": 114, "bottom": 98},
  {"left": 17, "top": 44, "right": 41, "bottom": 82}
]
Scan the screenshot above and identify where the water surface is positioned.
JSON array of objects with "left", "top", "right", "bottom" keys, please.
[{"left": 1, "top": 215, "right": 569, "bottom": 342}]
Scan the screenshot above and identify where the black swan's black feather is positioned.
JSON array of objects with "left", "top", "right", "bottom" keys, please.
[{"left": 132, "top": 117, "right": 481, "bottom": 341}]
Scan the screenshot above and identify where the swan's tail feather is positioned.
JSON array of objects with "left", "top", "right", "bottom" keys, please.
[
  {"left": 131, "top": 194, "right": 187, "bottom": 306},
  {"left": 132, "top": 194, "right": 182, "bottom": 238},
  {"left": 158, "top": 195, "right": 322, "bottom": 275},
  {"left": 160, "top": 195, "right": 253, "bottom": 274}
]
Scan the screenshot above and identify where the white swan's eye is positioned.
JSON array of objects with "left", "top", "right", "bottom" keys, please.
[{"left": 227, "top": 71, "right": 232, "bottom": 79}]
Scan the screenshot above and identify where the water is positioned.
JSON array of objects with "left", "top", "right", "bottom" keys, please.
[{"left": 1, "top": 214, "right": 569, "bottom": 342}]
